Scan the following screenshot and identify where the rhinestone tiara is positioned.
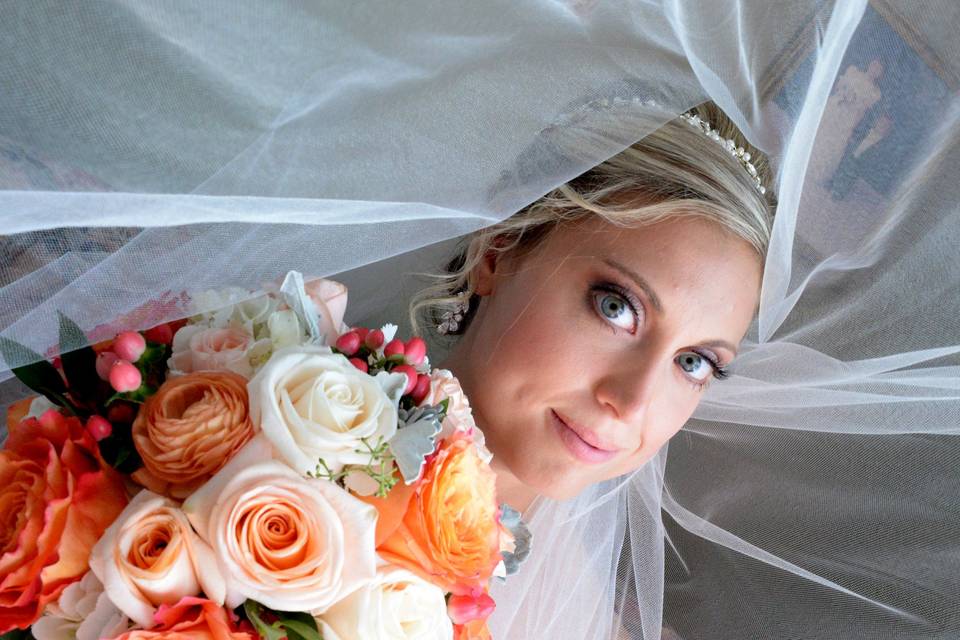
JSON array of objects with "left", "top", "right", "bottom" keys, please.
[
  {"left": 678, "top": 112, "right": 767, "bottom": 195},
  {"left": 565, "top": 95, "right": 767, "bottom": 196}
]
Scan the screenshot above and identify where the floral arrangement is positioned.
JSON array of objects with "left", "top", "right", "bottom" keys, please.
[{"left": 0, "top": 272, "right": 530, "bottom": 640}]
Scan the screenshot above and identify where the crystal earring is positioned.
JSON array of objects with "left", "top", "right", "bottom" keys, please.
[{"left": 437, "top": 291, "right": 470, "bottom": 335}]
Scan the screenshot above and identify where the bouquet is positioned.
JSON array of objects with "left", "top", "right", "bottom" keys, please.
[{"left": 0, "top": 271, "right": 530, "bottom": 640}]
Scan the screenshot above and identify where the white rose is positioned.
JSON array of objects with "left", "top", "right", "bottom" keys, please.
[
  {"left": 189, "top": 288, "right": 277, "bottom": 331},
  {"left": 32, "top": 572, "right": 131, "bottom": 640},
  {"left": 317, "top": 566, "right": 453, "bottom": 640},
  {"left": 183, "top": 435, "right": 378, "bottom": 613},
  {"left": 88, "top": 490, "right": 225, "bottom": 628},
  {"left": 249, "top": 345, "right": 407, "bottom": 474}
]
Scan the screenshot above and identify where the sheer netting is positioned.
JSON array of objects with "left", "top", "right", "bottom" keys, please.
[{"left": 2, "top": 1, "right": 959, "bottom": 638}]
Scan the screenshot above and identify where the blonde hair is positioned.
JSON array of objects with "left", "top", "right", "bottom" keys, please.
[{"left": 409, "top": 100, "right": 776, "bottom": 338}]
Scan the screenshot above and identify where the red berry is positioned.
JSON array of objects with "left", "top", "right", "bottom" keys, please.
[
  {"left": 410, "top": 373, "right": 431, "bottom": 404},
  {"left": 353, "top": 327, "right": 370, "bottom": 341},
  {"left": 384, "top": 338, "right": 405, "bottom": 358},
  {"left": 348, "top": 357, "right": 368, "bottom": 373},
  {"left": 364, "top": 329, "right": 385, "bottom": 350},
  {"left": 109, "top": 360, "right": 142, "bottom": 393},
  {"left": 404, "top": 337, "right": 427, "bottom": 365},
  {"left": 96, "top": 351, "right": 119, "bottom": 381},
  {"left": 86, "top": 415, "right": 113, "bottom": 441},
  {"left": 114, "top": 331, "right": 147, "bottom": 362},
  {"left": 144, "top": 323, "right": 174, "bottom": 345},
  {"left": 335, "top": 331, "right": 361, "bottom": 355},
  {"left": 393, "top": 364, "right": 418, "bottom": 395},
  {"left": 107, "top": 403, "right": 136, "bottom": 424}
]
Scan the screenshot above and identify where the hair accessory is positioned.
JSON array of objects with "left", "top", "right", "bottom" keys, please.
[
  {"left": 437, "top": 291, "right": 470, "bottom": 335},
  {"left": 571, "top": 95, "right": 767, "bottom": 196},
  {"left": 679, "top": 112, "right": 767, "bottom": 195}
]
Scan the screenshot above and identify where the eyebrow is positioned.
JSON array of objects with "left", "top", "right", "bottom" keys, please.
[{"left": 601, "top": 257, "right": 739, "bottom": 356}]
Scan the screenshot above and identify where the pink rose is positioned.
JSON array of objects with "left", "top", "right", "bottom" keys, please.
[
  {"left": 421, "top": 369, "right": 491, "bottom": 463},
  {"left": 303, "top": 278, "right": 349, "bottom": 345},
  {"left": 168, "top": 326, "right": 263, "bottom": 378}
]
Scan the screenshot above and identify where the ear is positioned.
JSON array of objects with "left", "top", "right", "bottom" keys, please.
[{"left": 471, "top": 237, "right": 510, "bottom": 296}]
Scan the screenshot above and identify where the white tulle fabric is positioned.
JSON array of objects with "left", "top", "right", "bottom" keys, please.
[{"left": 2, "top": 1, "right": 959, "bottom": 638}]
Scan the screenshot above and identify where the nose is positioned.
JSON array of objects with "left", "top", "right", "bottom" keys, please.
[{"left": 593, "top": 356, "right": 661, "bottom": 426}]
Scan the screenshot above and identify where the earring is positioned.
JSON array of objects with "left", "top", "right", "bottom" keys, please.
[{"left": 437, "top": 291, "right": 470, "bottom": 335}]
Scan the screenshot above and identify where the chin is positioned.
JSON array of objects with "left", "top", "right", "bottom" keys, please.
[{"left": 516, "top": 459, "right": 592, "bottom": 502}]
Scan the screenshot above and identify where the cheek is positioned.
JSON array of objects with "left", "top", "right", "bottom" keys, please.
[{"left": 603, "top": 394, "right": 700, "bottom": 479}]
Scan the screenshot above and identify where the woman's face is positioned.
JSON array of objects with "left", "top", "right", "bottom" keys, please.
[{"left": 444, "top": 214, "right": 762, "bottom": 503}]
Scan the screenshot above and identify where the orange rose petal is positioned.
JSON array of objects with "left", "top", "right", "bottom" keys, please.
[
  {"left": 0, "top": 413, "right": 128, "bottom": 632},
  {"left": 358, "top": 479, "right": 418, "bottom": 547},
  {"left": 5, "top": 398, "right": 32, "bottom": 433}
]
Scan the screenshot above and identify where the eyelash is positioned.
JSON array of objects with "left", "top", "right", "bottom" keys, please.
[{"left": 588, "top": 280, "right": 731, "bottom": 390}]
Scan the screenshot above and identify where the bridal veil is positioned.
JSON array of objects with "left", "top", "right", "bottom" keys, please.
[{"left": 1, "top": 1, "right": 958, "bottom": 638}]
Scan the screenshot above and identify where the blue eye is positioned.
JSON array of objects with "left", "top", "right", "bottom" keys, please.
[{"left": 590, "top": 283, "right": 641, "bottom": 333}]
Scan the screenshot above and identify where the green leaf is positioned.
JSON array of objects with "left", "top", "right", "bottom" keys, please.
[
  {"left": 57, "top": 312, "right": 99, "bottom": 405},
  {"left": 0, "top": 335, "right": 67, "bottom": 400},
  {"left": 243, "top": 601, "right": 287, "bottom": 640},
  {"left": 281, "top": 617, "right": 322, "bottom": 640},
  {"left": 0, "top": 628, "right": 34, "bottom": 640},
  {"left": 242, "top": 600, "right": 323, "bottom": 640}
]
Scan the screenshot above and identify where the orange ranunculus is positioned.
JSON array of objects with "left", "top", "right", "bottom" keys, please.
[
  {"left": 454, "top": 619, "right": 492, "bottom": 640},
  {"left": 131, "top": 371, "right": 255, "bottom": 499},
  {"left": 370, "top": 431, "right": 503, "bottom": 595},
  {"left": 112, "top": 596, "right": 255, "bottom": 640},
  {"left": 0, "top": 409, "right": 128, "bottom": 632}
]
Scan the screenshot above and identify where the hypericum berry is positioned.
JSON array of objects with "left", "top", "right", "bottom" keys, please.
[
  {"left": 410, "top": 373, "right": 431, "bottom": 404},
  {"left": 144, "top": 323, "right": 174, "bottom": 345},
  {"left": 86, "top": 415, "right": 113, "bottom": 441},
  {"left": 393, "top": 364, "right": 418, "bottom": 395},
  {"left": 113, "top": 331, "right": 147, "bottom": 362},
  {"left": 364, "top": 329, "right": 385, "bottom": 350},
  {"left": 109, "top": 360, "right": 142, "bottom": 393},
  {"left": 404, "top": 337, "right": 427, "bottom": 365},
  {"left": 348, "top": 357, "right": 368, "bottom": 373},
  {"left": 107, "top": 402, "right": 136, "bottom": 424},
  {"left": 353, "top": 327, "right": 370, "bottom": 341},
  {"left": 96, "top": 351, "right": 119, "bottom": 381},
  {"left": 383, "top": 338, "right": 405, "bottom": 358},
  {"left": 335, "top": 331, "right": 361, "bottom": 355}
]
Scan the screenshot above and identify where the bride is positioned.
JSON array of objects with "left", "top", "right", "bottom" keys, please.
[
  {"left": 420, "top": 102, "right": 771, "bottom": 514},
  {"left": 1, "top": 1, "right": 957, "bottom": 639},
  {"left": 409, "top": 101, "right": 774, "bottom": 638}
]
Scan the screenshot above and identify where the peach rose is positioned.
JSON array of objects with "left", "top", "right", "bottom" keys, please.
[
  {"left": 182, "top": 435, "right": 378, "bottom": 613},
  {"left": 89, "top": 490, "right": 225, "bottom": 628},
  {"left": 168, "top": 325, "right": 268, "bottom": 379},
  {"left": 112, "top": 597, "right": 255, "bottom": 640},
  {"left": 370, "top": 431, "right": 502, "bottom": 595},
  {"left": 0, "top": 410, "right": 128, "bottom": 632},
  {"left": 132, "top": 371, "right": 255, "bottom": 499}
]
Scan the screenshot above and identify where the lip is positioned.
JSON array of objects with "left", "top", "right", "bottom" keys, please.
[{"left": 550, "top": 410, "right": 620, "bottom": 465}]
